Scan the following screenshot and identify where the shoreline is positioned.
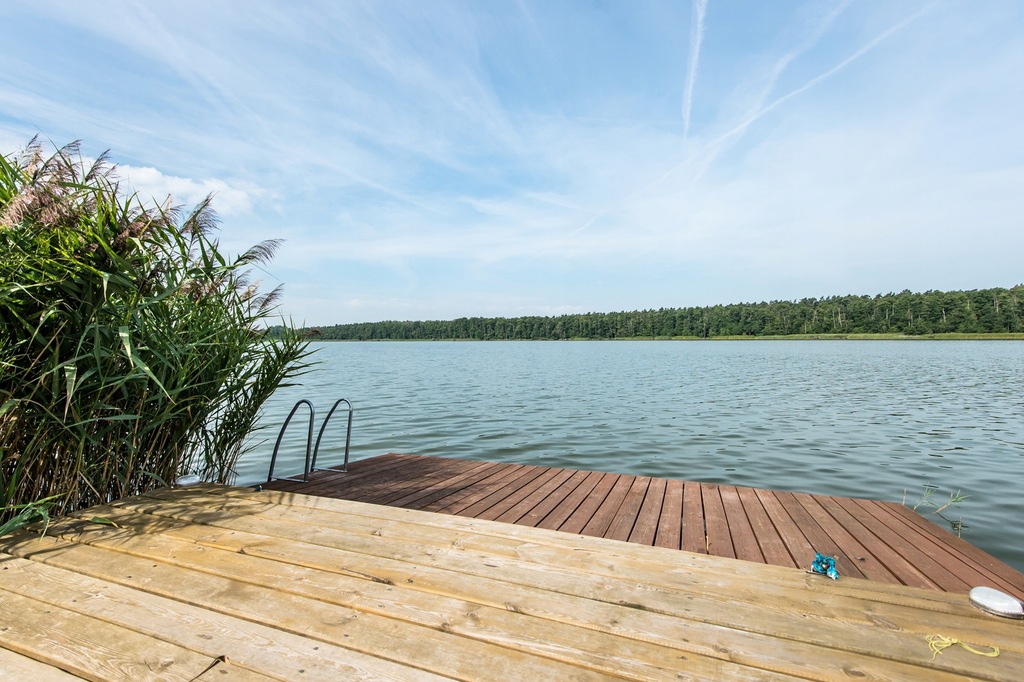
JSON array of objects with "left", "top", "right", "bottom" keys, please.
[{"left": 312, "top": 332, "right": 1024, "bottom": 342}]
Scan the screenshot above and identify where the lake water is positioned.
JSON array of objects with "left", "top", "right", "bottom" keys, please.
[{"left": 236, "top": 340, "right": 1024, "bottom": 572}]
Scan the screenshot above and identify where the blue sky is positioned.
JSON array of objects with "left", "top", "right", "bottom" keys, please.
[{"left": 2, "top": 1, "right": 1022, "bottom": 325}]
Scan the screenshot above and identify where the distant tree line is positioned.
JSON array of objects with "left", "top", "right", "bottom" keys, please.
[{"left": 306, "top": 287, "right": 1024, "bottom": 341}]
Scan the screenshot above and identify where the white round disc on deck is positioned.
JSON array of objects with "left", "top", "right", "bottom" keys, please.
[{"left": 969, "top": 586, "right": 1024, "bottom": 619}]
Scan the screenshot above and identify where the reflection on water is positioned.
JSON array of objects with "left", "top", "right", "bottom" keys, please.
[{"left": 238, "top": 340, "right": 1024, "bottom": 571}]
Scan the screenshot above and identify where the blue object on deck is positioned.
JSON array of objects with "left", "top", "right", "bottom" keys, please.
[{"left": 811, "top": 553, "right": 840, "bottom": 580}]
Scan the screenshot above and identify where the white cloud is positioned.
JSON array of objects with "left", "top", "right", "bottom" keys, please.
[
  {"left": 2, "top": 0, "right": 1022, "bottom": 324},
  {"left": 120, "top": 166, "right": 262, "bottom": 217}
]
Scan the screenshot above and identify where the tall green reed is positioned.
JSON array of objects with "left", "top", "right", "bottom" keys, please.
[{"left": 0, "top": 139, "right": 311, "bottom": 524}]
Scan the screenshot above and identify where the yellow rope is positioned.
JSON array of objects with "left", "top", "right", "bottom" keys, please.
[{"left": 926, "top": 634, "right": 999, "bottom": 661}]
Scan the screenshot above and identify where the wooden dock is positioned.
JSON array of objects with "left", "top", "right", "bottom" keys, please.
[
  {"left": 265, "top": 453, "right": 1024, "bottom": 600},
  {"left": 1, "top": 483, "right": 1021, "bottom": 680}
]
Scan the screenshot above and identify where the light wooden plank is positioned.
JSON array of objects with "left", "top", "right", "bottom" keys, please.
[
  {"left": 0, "top": 646, "right": 84, "bottom": 681},
  {"left": 191, "top": 661, "right": 281, "bottom": 681},
  {"left": 0, "top": 587, "right": 262, "bottom": 682},
  {"left": 230, "top": 485, "right": 1015, "bottom": 647},
  {"left": 0, "top": 554, "right": 455, "bottom": 682},
  {"left": 19, "top": 477, "right": 1024, "bottom": 679},
  {"left": 157, "top": 483, "right": 1018, "bottom": 619},
  {"left": 148, "top": 485, "right": 971, "bottom": 611},
  {"left": 5, "top": 541, "right": 623, "bottom": 682},
  {"left": 80, "top": 504, "right": 1024, "bottom": 677},
  {"left": 119, "top": 496, "right": 971, "bottom": 618},
  {"left": 3, "top": 533, "right": 796, "bottom": 682},
  {"left": 50, "top": 499, "right": 1024, "bottom": 679},
  {"left": 267, "top": 455, "right": 1024, "bottom": 598}
]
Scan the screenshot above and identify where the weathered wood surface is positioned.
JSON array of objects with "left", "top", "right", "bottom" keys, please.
[
  {"left": 265, "top": 453, "right": 1024, "bottom": 599},
  {"left": 0, "top": 647, "right": 83, "bottom": 681},
  {"left": 1, "top": 484, "right": 1021, "bottom": 681}
]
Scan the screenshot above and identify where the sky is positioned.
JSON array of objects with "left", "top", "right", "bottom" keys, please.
[{"left": 1, "top": 1, "right": 1022, "bottom": 325}]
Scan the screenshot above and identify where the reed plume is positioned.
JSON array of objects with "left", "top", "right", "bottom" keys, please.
[{"left": 0, "top": 139, "right": 311, "bottom": 526}]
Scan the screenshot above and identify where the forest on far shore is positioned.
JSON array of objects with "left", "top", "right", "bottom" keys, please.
[{"left": 305, "top": 286, "right": 1024, "bottom": 341}]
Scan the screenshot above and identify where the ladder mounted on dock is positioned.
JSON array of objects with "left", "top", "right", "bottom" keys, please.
[{"left": 266, "top": 398, "right": 353, "bottom": 483}]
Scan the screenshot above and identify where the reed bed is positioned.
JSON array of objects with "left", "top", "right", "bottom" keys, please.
[{"left": 0, "top": 139, "right": 311, "bottom": 527}]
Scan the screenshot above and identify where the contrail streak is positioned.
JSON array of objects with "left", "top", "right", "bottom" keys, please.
[
  {"left": 554, "top": 2, "right": 931, "bottom": 255},
  {"left": 751, "top": 0, "right": 852, "bottom": 115},
  {"left": 717, "top": 3, "right": 932, "bottom": 147},
  {"left": 682, "top": 0, "right": 708, "bottom": 141},
  {"left": 659, "top": 2, "right": 933, "bottom": 193}
]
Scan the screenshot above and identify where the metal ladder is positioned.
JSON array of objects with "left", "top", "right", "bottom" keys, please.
[{"left": 266, "top": 398, "right": 353, "bottom": 482}]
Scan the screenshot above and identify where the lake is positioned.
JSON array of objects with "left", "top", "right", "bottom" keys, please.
[{"left": 236, "top": 340, "right": 1024, "bottom": 572}]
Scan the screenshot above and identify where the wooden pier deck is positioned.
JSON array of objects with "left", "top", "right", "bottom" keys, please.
[
  {"left": 1, "top": 483, "right": 1021, "bottom": 680},
  {"left": 265, "top": 453, "right": 1024, "bottom": 600}
]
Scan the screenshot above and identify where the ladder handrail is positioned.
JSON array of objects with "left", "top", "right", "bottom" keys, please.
[
  {"left": 311, "top": 398, "right": 353, "bottom": 473},
  {"left": 266, "top": 399, "right": 315, "bottom": 483},
  {"left": 266, "top": 398, "right": 354, "bottom": 483}
]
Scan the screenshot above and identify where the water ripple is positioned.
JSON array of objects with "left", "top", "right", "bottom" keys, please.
[{"left": 239, "top": 340, "right": 1024, "bottom": 571}]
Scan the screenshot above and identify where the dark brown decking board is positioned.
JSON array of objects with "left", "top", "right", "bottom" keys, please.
[
  {"left": 605, "top": 475, "right": 651, "bottom": 542},
  {"left": 629, "top": 475, "right": 665, "bottom": 545},
  {"left": 874, "top": 499, "right": 1023, "bottom": 592},
  {"left": 752, "top": 487, "right": 814, "bottom": 566},
  {"left": 535, "top": 469, "right": 604, "bottom": 531},
  {"left": 653, "top": 478, "right": 683, "bottom": 549},
  {"left": 556, "top": 471, "right": 619, "bottom": 535},
  {"left": 495, "top": 465, "right": 578, "bottom": 524},
  {"left": 681, "top": 480, "right": 707, "bottom": 553},
  {"left": 701, "top": 481, "right": 735, "bottom": 559},
  {"left": 265, "top": 453, "right": 1024, "bottom": 599},
  {"left": 737, "top": 486, "right": 794, "bottom": 567}
]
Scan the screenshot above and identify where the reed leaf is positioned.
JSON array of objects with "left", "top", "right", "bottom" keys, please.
[{"left": 1, "top": 139, "right": 312, "bottom": 520}]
